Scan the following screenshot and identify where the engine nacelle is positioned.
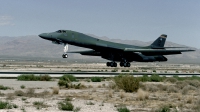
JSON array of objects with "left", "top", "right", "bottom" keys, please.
[
  {"left": 142, "top": 55, "right": 167, "bottom": 62},
  {"left": 154, "top": 55, "right": 168, "bottom": 62}
]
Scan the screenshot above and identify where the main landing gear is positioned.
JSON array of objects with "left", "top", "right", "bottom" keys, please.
[
  {"left": 107, "top": 62, "right": 117, "bottom": 67},
  {"left": 62, "top": 44, "right": 68, "bottom": 58},
  {"left": 120, "top": 62, "right": 131, "bottom": 67},
  {"left": 106, "top": 62, "right": 131, "bottom": 67}
]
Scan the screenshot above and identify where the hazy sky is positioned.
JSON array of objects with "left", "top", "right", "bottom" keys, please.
[{"left": 0, "top": 0, "right": 200, "bottom": 48}]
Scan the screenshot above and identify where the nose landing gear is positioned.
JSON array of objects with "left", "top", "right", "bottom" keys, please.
[
  {"left": 62, "top": 44, "right": 68, "bottom": 58},
  {"left": 62, "top": 54, "right": 68, "bottom": 58}
]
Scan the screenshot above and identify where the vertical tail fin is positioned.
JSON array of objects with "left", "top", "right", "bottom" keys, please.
[{"left": 151, "top": 34, "right": 167, "bottom": 48}]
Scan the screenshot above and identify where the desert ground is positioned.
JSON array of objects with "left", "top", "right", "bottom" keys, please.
[
  {"left": 0, "top": 77, "right": 200, "bottom": 112},
  {"left": 0, "top": 61, "right": 200, "bottom": 112}
]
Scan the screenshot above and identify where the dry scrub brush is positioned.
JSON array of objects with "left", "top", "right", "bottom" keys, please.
[
  {"left": 175, "top": 81, "right": 188, "bottom": 89},
  {"left": 182, "top": 85, "right": 196, "bottom": 95},
  {"left": 136, "top": 89, "right": 149, "bottom": 101},
  {"left": 164, "top": 77, "right": 177, "bottom": 83},
  {"left": 167, "top": 86, "right": 178, "bottom": 93},
  {"left": 185, "top": 80, "right": 200, "bottom": 88},
  {"left": 114, "top": 74, "right": 139, "bottom": 92},
  {"left": 145, "top": 84, "right": 159, "bottom": 92},
  {"left": 193, "top": 98, "right": 200, "bottom": 111},
  {"left": 52, "top": 87, "right": 59, "bottom": 94}
]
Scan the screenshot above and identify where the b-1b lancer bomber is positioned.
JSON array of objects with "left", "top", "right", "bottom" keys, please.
[{"left": 39, "top": 30, "right": 195, "bottom": 67}]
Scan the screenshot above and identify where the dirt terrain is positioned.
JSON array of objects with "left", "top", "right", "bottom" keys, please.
[
  {"left": 0, "top": 78, "right": 200, "bottom": 112},
  {"left": 0, "top": 62, "right": 199, "bottom": 112}
]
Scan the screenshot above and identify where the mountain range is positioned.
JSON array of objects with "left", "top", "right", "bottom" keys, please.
[{"left": 0, "top": 35, "right": 199, "bottom": 63}]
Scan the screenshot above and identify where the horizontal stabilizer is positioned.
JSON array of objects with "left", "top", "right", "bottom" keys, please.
[
  {"left": 124, "top": 48, "right": 195, "bottom": 52},
  {"left": 124, "top": 48, "right": 195, "bottom": 55},
  {"left": 152, "top": 46, "right": 190, "bottom": 49}
]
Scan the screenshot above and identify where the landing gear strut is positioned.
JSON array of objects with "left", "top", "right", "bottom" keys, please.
[
  {"left": 106, "top": 62, "right": 117, "bottom": 67},
  {"left": 62, "top": 44, "right": 68, "bottom": 58}
]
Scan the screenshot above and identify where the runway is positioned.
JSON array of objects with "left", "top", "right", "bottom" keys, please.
[{"left": 0, "top": 71, "right": 199, "bottom": 78}]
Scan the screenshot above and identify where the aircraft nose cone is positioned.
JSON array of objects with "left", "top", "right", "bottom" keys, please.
[{"left": 38, "top": 33, "right": 46, "bottom": 39}]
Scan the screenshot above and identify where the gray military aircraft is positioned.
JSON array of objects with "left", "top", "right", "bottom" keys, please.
[{"left": 39, "top": 30, "right": 195, "bottom": 67}]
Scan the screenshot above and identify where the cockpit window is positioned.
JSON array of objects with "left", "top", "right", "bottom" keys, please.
[{"left": 56, "top": 30, "right": 66, "bottom": 33}]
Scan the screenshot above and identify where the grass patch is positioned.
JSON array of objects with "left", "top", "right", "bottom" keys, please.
[
  {"left": 17, "top": 74, "right": 51, "bottom": 81},
  {"left": 33, "top": 101, "right": 48, "bottom": 109},
  {"left": 140, "top": 75, "right": 150, "bottom": 82},
  {"left": 58, "top": 101, "right": 74, "bottom": 111},
  {"left": 60, "top": 74, "right": 76, "bottom": 82},
  {"left": 0, "top": 101, "right": 18, "bottom": 109},
  {"left": 91, "top": 77, "right": 101, "bottom": 82},
  {"left": 0, "top": 85, "right": 11, "bottom": 90},
  {"left": 173, "top": 75, "right": 200, "bottom": 81},
  {"left": 117, "top": 106, "right": 130, "bottom": 112},
  {"left": 114, "top": 74, "right": 139, "bottom": 92},
  {"left": 111, "top": 69, "right": 118, "bottom": 72},
  {"left": 15, "top": 90, "right": 25, "bottom": 96},
  {"left": 58, "top": 74, "right": 77, "bottom": 87},
  {"left": 156, "top": 106, "right": 170, "bottom": 112},
  {"left": 121, "top": 70, "right": 130, "bottom": 72},
  {"left": 149, "top": 74, "right": 163, "bottom": 82},
  {"left": 58, "top": 76, "right": 86, "bottom": 89},
  {"left": 21, "top": 97, "right": 27, "bottom": 101},
  {"left": 133, "top": 70, "right": 138, "bottom": 72},
  {"left": 20, "top": 85, "right": 25, "bottom": 89}
]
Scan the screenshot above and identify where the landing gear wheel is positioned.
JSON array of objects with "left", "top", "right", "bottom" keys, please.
[
  {"left": 106, "top": 62, "right": 111, "bottom": 67},
  {"left": 113, "top": 62, "right": 117, "bottom": 67},
  {"left": 106, "top": 62, "right": 117, "bottom": 67},
  {"left": 62, "top": 44, "right": 68, "bottom": 58},
  {"left": 122, "top": 62, "right": 130, "bottom": 67},
  {"left": 110, "top": 62, "right": 114, "bottom": 67},
  {"left": 120, "top": 62, "right": 124, "bottom": 67},
  {"left": 62, "top": 54, "right": 68, "bottom": 58},
  {"left": 126, "top": 62, "right": 130, "bottom": 67}
]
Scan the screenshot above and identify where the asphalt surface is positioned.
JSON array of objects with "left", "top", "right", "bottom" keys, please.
[{"left": 0, "top": 71, "right": 199, "bottom": 78}]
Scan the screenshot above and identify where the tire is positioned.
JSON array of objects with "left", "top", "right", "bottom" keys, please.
[
  {"left": 127, "top": 62, "right": 130, "bottom": 67},
  {"left": 110, "top": 62, "right": 114, "bottom": 67},
  {"left": 120, "top": 62, "right": 124, "bottom": 67},
  {"left": 106, "top": 62, "right": 110, "bottom": 67},
  {"left": 114, "top": 62, "right": 117, "bottom": 67},
  {"left": 123, "top": 63, "right": 127, "bottom": 67},
  {"left": 62, "top": 54, "right": 68, "bottom": 58}
]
